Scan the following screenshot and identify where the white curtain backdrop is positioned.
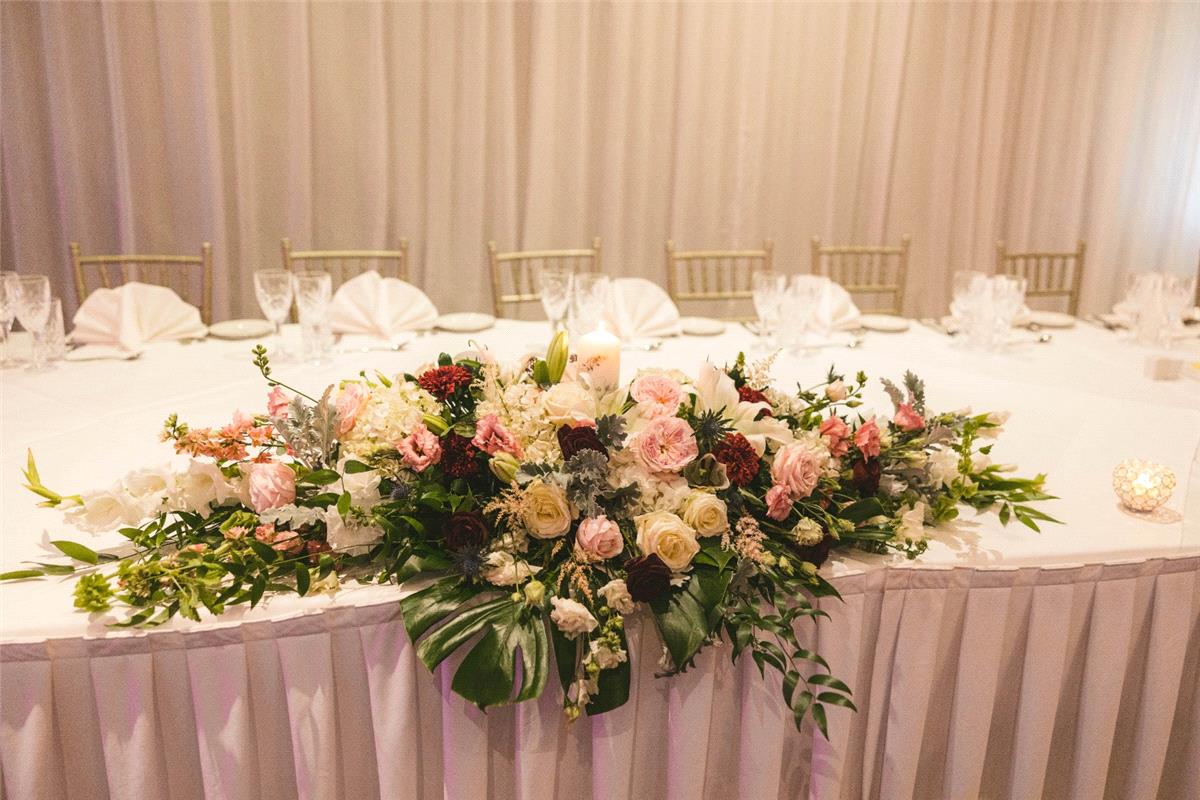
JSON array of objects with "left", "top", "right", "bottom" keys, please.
[{"left": 2, "top": 0, "right": 1199, "bottom": 321}]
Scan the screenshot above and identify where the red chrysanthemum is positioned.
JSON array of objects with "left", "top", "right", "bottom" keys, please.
[
  {"left": 737, "top": 385, "right": 773, "bottom": 417},
  {"left": 712, "top": 432, "right": 760, "bottom": 486},
  {"left": 418, "top": 365, "right": 474, "bottom": 400},
  {"left": 439, "top": 434, "right": 481, "bottom": 478}
]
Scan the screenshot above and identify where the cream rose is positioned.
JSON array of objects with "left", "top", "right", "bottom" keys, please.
[
  {"left": 635, "top": 510, "right": 700, "bottom": 571},
  {"left": 481, "top": 551, "right": 541, "bottom": 586},
  {"left": 522, "top": 479, "right": 572, "bottom": 538},
  {"left": 679, "top": 490, "right": 729, "bottom": 537},
  {"left": 825, "top": 379, "right": 848, "bottom": 402},
  {"left": 550, "top": 596, "right": 599, "bottom": 638},
  {"left": 541, "top": 381, "right": 597, "bottom": 426}
]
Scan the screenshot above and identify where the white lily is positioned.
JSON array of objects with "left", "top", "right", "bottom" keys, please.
[{"left": 693, "top": 362, "right": 794, "bottom": 456}]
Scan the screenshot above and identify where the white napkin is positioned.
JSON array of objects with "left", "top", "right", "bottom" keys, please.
[
  {"left": 605, "top": 278, "right": 681, "bottom": 339},
  {"left": 328, "top": 271, "right": 438, "bottom": 339},
  {"left": 813, "top": 279, "right": 862, "bottom": 331},
  {"left": 71, "top": 282, "right": 206, "bottom": 351}
]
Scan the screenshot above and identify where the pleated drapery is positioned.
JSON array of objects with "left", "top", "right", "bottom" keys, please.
[
  {"left": 3, "top": 556, "right": 1198, "bottom": 800},
  {"left": 2, "top": 1, "right": 1199, "bottom": 322}
]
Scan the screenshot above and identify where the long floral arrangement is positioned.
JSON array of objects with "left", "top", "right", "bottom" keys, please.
[{"left": 9, "top": 334, "right": 1056, "bottom": 734}]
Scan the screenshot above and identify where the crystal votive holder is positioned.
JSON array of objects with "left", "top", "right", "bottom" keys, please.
[{"left": 1112, "top": 459, "right": 1177, "bottom": 513}]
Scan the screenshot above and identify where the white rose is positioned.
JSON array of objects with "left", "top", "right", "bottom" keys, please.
[
  {"left": 541, "top": 381, "right": 597, "bottom": 426},
  {"left": 635, "top": 510, "right": 699, "bottom": 571},
  {"left": 598, "top": 578, "right": 635, "bottom": 614},
  {"left": 522, "top": 479, "right": 573, "bottom": 538},
  {"left": 896, "top": 502, "right": 928, "bottom": 542},
  {"left": 589, "top": 639, "right": 628, "bottom": 670},
  {"left": 67, "top": 488, "right": 142, "bottom": 533},
  {"left": 825, "top": 380, "right": 848, "bottom": 402},
  {"left": 176, "top": 460, "right": 236, "bottom": 517},
  {"left": 322, "top": 507, "right": 383, "bottom": 553},
  {"left": 482, "top": 551, "right": 541, "bottom": 586},
  {"left": 550, "top": 596, "right": 599, "bottom": 638},
  {"left": 927, "top": 446, "right": 960, "bottom": 489},
  {"left": 679, "top": 491, "right": 729, "bottom": 537},
  {"left": 792, "top": 517, "right": 824, "bottom": 546}
]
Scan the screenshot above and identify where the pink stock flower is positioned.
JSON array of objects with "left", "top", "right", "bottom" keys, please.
[
  {"left": 818, "top": 416, "right": 851, "bottom": 457},
  {"left": 854, "top": 418, "right": 882, "bottom": 458},
  {"left": 574, "top": 515, "right": 624, "bottom": 561},
  {"left": 634, "top": 416, "right": 699, "bottom": 474},
  {"left": 336, "top": 384, "right": 370, "bottom": 436},
  {"left": 893, "top": 403, "right": 925, "bottom": 432},
  {"left": 398, "top": 424, "right": 442, "bottom": 472},
  {"left": 267, "top": 387, "right": 290, "bottom": 418},
  {"left": 471, "top": 414, "right": 524, "bottom": 459},
  {"left": 765, "top": 485, "right": 793, "bottom": 521},
  {"left": 630, "top": 374, "right": 684, "bottom": 418},
  {"left": 246, "top": 462, "right": 296, "bottom": 512},
  {"left": 770, "top": 443, "right": 822, "bottom": 499}
]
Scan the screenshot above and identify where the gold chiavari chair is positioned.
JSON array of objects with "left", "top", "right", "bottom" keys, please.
[
  {"left": 488, "top": 237, "right": 602, "bottom": 318},
  {"left": 280, "top": 238, "right": 410, "bottom": 286},
  {"left": 994, "top": 240, "right": 1086, "bottom": 315},
  {"left": 810, "top": 235, "right": 911, "bottom": 315},
  {"left": 70, "top": 241, "right": 213, "bottom": 323},
  {"left": 664, "top": 240, "right": 774, "bottom": 321}
]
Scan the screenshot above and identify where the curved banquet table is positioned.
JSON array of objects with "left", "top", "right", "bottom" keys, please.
[{"left": 2, "top": 320, "right": 1198, "bottom": 800}]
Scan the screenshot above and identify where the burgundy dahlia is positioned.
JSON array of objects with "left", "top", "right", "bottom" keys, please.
[
  {"left": 443, "top": 511, "right": 490, "bottom": 550},
  {"left": 851, "top": 458, "right": 882, "bottom": 495},
  {"left": 418, "top": 365, "right": 474, "bottom": 400},
  {"left": 712, "top": 433, "right": 760, "bottom": 487},
  {"left": 786, "top": 532, "right": 835, "bottom": 569},
  {"left": 439, "top": 434, "right": 481, "bottom": 478},
  {"left": 624, "top": 553, "right": 672, "bottom": 602},
  {"left": 557, "top": 425, "right": 607, "bottom": 460}
]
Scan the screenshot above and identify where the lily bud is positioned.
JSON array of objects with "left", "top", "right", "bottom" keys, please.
[
  {"left": 546, "top": 330, "right": 569, "bottom": 384},
  {"left": 523, "top": 579, "right": 546, "bottom": 606},
  {"left": 422, "top": 414, "right": 449, "bottom": 435},
  {"left": 488, "top": 452, "right": 520, "bottom": 485}
]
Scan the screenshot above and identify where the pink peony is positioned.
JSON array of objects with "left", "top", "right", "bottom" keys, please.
[
  {"left": 630, "top": 374, "right": 684, "bottom": 418},
  {"left": 634, "top": 416, "right": 699, "bottom": 474},
  {"left": 770, "top": 443, "right": 822, "bottom": 499},
  {"left": 471, "top": 414, "right": 524, "bottom": 459},
  {"left": 574, "top": 515, "right": 624, "bottom": 561},
  {"left": 246, "top": 462, "right": 296, "bottom": 512},
  {"left": 336, "top": 384, "right": 370, "bottom": 436},
  {"left": 818, "top": 416, "right": 851, "bottom": 457},
  {"left": 765, "top": 485, "right": 793, "bottom": 521},
  {"left": 894, "top": 403, "right": 924, "bottom": 432},
  {"left": 267, "top": 387, "right": 290, "bottom": 418},
  {"left": 854, "top": 418, "right": 881, "bottom": 458},
  {"left": 398, "top": 424, "right": 442, "bottom": 472}
]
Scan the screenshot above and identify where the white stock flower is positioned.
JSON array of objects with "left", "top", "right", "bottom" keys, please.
[
  {"left": 598, "top": 579, "right": 636, "bottom": 614},
  {"left": 175, "top": 461, "right": 236, "bottom": 517},
  {"left": 589, "top": 639, "right": 628, "bottom": 670},
  {"left": 482, "top": 550, "right": 541, "bottom": 586},
  {"left": 522, "top": 479, "right": 573, "bottom": 538},
  {"left": 979, "top": 411, "right": 1010, "bottom": 439},
  {"left": 550, "top": 596, "right": 599, "bottom": 638},
  {"left": 895, "top": 502, "right": 928, "bottom": 543},
  {"left": 927, "top": 446, "right": 960, "bottom": 489},
  {"left": 680, "top": 491, "right": 729, "bottom": 537},
  {"left": 635, "top": 510, "right": 700, "bottom": 571}
]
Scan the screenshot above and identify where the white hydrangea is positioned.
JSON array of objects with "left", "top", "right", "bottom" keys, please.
[
  {"left": 476, "top": 370, "right": 559, "bottom": 463},
  {"left": 340, "top": 380, "right": 440, "bottom": 459},
  {"left": 607, "top": 449, "right": 690, "bottom": 514},
  {"left": 927, "top": 446, "right": 960, "bottom": 489}
]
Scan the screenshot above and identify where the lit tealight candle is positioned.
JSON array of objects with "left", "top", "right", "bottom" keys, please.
[
  {"left": 1112, "top": 459, "right": 1177, "bottom": 513},
  {"left": 574, "top": 324, "right": 621, "bottom": 389}
]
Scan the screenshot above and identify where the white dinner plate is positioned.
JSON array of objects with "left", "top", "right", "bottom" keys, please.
[
  {"left": 680, "top": 316, "right": 726, "bottom": 336},
  {"left": 436, "top": 312, "right": 496, "bottom": 333},
  {"left": 1026, "top": 310, "right": 1076, "bottom": 328},
  {"left": 208, "top": 319, "right": 271, "bottom": 340},
  {"left": 857, "top": 313, "right": 910, "bottom": 333}
]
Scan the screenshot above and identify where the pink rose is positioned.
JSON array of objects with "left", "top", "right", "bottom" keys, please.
[
  {"left": 818, "top": 416, "right": 851, "bottom": 457},
  {"left": 630, "top": 374, "right": 684, "bottom": 418},
  {"left": 471, "top": 414, "right": 524, "bottom": 459},
  {"left": 894, "top": 403, "right": 924, "bottom": 432},
  {"left": 398, "top": 424, "right": 442, "bottom": 472},
  {"left": 336, "top": 384, "right": 369, "bottom": 436},
  {"left": 854, "top": 418, "right": 881, "bottom": 458},
  {"left": 574, "top": 515, "right": 624, "bottom": 561},
  {"left": 246, "top": 462, "right": 296, "bottom": 512},
  {"left": 765, "top": 485, "right": 793, "bottom": 521},
  {"left": 267, "top": 387, "right": 290, "bottom": 418},
  {"left": 770, "top": 443, "right": 822, "bottom": 499},
  {"left": 634, "top": 416, "right": 699, "bottom": 474}
]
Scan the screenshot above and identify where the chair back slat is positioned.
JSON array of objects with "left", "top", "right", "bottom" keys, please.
[
  {"left": 810, "top": 235, "right": 911, "bottom": 315},
  {"left": 487, "top": 238, "right": 602, "bottom": 318},
  {"left": 664, "top": 240, "right": 773, "bottom": 321},
  {"left": 995, "top": 240, "right": 1086, "bottom": 315},
  {"left": 280, "top": 239, "right": 410, "bottom": 288},
  {"left": 71, "top": 241, "right": 213, "bottom": 323}
]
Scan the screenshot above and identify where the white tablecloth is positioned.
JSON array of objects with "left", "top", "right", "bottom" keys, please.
[{"left": 2, "top": 321, "right": 1199, "bottom": 799}]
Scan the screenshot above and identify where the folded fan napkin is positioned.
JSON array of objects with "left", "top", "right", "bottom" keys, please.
[
  {"left": 328, "top": 271, "right": 438, "bottom": 338},
  {"left": 71, "top": 282, "right": 206, "bottom": 350},
  {"left": 605, "top": 278, "right": 681, "bottom": 339},
  {"left": 813, "top": 279, "right": 862, "bottom": 331}
]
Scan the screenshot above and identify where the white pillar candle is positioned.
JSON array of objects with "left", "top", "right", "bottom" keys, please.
[{"left": 574, "top": 325, "right": 621, "bottom": 388}]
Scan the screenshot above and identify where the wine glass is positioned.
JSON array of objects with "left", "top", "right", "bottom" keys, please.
[
  {"left": 536, "top": 262, "right": 573, "bottom": 333},
  {"left": 0, "top": 271, "right": 18, "bottom": 367},
  {"left": 751, "top": 270, "right": 787, "bottom": 347},
  {"left": 783, "top": 275, "right": 824, "bottom": 351},
  {"left": 568, "top": 273, "right": 611, "bottom": 337},
  {"left": 293, "top": 270, "right": 333, "bottom": 364},
  {"left": 14, "top": 275, "right": 52, "bottom": 371},
  {"left": 254, "top": 269, "right": 294, "bottom": 357}
]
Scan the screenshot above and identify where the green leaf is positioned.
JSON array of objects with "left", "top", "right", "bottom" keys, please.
[
  {"left": 817, "top": 692, "right": 857, "bottom": 711},
  {"left": 586, "top": 626, "right": 631, "bottom": 715},
  {"left": 812, "top": 703, "right": 829, "bottom": 739},
  {"left": 30, "top": 562, "right": 76, "bottom": 575},
  {"left": 415, "top": 597, "right": 511, "bottom": 672},
  {"left": 337, "top": 491, "right": 352, "bottom": 517},
  {"left": 247, "top": 538, "right": 279, "bottom": 563},
  {"left": 840, "top": 497, "right": 884, "bottom": 523},
  {"left": 807, "top": 674, "right": 851, "bottom": 693},
  {"left": 298, "top": 469, "right": 341, "bottom": 486},
  {"left": 50, "top": 540, "right": 99, "bottom": 565},
  {"left": 342, "top": 460, "right": 373, "bottom": 474},
  {"left": 0, "top": 569, "right": 45, "bottom": 581},
  {"left": 399, "top": 578, "right": 474, "bottom": 640},
  {"left": 792, "top": 690, "right": 813, "bottom": 731},
  {"left": 793, "top": 647, "right": 831, "bottom": 671},
  {"left": 294, "top": 563, "right": 311, "bottom": 596}
]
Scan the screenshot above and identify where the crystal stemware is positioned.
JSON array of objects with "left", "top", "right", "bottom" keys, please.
[
  {"left": 254, "top": 269, "right": 295, "bottom": 357},
  {"left": 0, "top": 271, "right": 18, "bottom": 367},
  {"left": 782, "top": 274, "right": 824, "bottom": 351},
  {"left": 751, "top": 270, "right": 787, "bottom": 347},
  {"left": 568, "top": 273, "right": 611, "bottom": 337},
  {"left": 293, "top": 270, "right": 333, "bottom": 364},
  {"left": 14, "top": 274, "right": 52, "bottom": 371},
  {"left": 536, "top": 262, "right": 573, "bottom": 333}
]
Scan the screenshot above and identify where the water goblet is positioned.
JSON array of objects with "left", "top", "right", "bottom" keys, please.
[
  {"left": 536, "top": 262, "right": 573, "bottom": 333},
  {"left": 254, "top": 269, "right": 294, "bottom": 358},
  {"left": 751, "top": 270, "right": 787, "bottom": 348},
  {"left": 293, "top": 270, "right": 333, "bottom": 364},
  {"left": 14, "top": 274, "right": 52, "bottom": 371},
  {"left": 779, "top": 275, "right": 824, "bottom": 352},
  {"left": 568, "top": 273, "right": 611, "bottom": 338},
  {"left": 0, "top": 271, "right": 18, "bottom": 367}
]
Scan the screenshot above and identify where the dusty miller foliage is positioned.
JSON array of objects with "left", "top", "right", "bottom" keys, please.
[{"left": 272, "top": 388, "right": 341, "bottom": 469}]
